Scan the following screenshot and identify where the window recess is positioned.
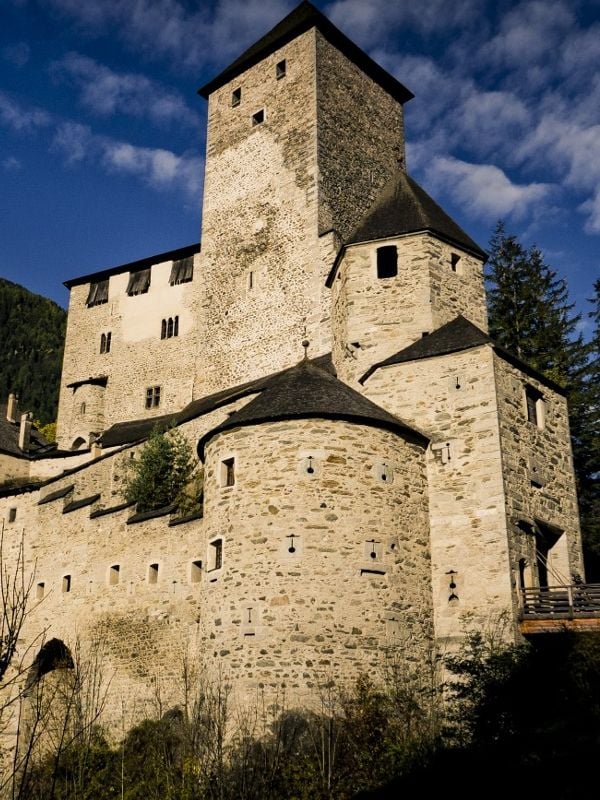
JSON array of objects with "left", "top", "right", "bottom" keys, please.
[
  {"left": 86, "top": 279, "right": 109, "bottom": 307},
  {"left": 376, "top": 246, "right": 398, "bottom": 279},
  {"left": 169, "top": 257, "right": 194, "bottom": 285},
  {"left": 126, "top": 269, "right": 151, "bottom": 296}
]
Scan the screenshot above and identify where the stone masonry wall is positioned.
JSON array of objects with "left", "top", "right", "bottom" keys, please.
[
  {"left": 332, "top": 234, "right": 488, "bottom": 387},
  {"left": 1, "top": 415, "right": 432, "bottom": 733},
  {"left": 364, "top": 346, "right": 515, "bottom": 646},
  {"left": 493, "top": 354, "right": 583, "bottom": 585},
  {"left": 57, "top": 253, "right": 203, "bottom": 449}
]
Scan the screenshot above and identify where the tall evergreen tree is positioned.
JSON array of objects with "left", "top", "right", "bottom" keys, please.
[{"left": 486, "top": 222, "right": 597, "bottom": 577}]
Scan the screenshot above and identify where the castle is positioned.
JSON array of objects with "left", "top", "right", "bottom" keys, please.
[{"left": 0, "top": 2, "right": 583, "bottom": 727}]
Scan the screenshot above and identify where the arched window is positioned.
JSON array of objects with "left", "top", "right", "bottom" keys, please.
[
  {"left": 173, "top": 316, "right": 179, "bottom": 337},
  {"left": 100, "top": 333, "right": 106, "bottom": 353},
  {"left": 167, "top": 317, "right": 174, "bottom": 338},
  {"left": 161, "top": 319, "right": 167, "bottom": 339}
]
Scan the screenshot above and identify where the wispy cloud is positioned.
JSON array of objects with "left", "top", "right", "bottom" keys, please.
[
  {"left": 0, "top": 91, "right": 51, "bottom": 132},
  {"left": 39, "top": 0, "right": 293, "bottom": 70},
  {"left": 2, "top": 156, "right": 21, "bottom": 171},
  {"left": 424, "top": 156, "right": 554, "bottom": 220},
  {"left": 51, "top": 53, "right": 200, "bottom": 126},
  {"left": 51, "top": 120, "right": 203, "bottom": 197},
  {"left": 2, "top": 42, "right": 30, "bottom": 67}
]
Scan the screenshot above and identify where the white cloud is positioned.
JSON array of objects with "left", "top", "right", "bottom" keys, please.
[
  {"left": 51, "top": 121, "right": 202, "bottom": 197},
  {"left": 2, "top": 42, "right": 30, "bottom": 67},
  {"left": 52, "top": 53, "right": 199, "bottom": 126},
  {"left": 2, "top": 156, "right": 21, "bottom": 171},
  {"left": 579, "top": 189, "right": 600, "bottom": 235},
  {"left": 424, "top": 156, "right": 553, "bottom": 220},
  {"left": 0, "top": 91, "right": 51, "bottom": 132}
]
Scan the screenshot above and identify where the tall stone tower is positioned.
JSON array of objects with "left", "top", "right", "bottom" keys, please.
[{"left": 196, "top": 2, "right": 413, "bottom": 395}]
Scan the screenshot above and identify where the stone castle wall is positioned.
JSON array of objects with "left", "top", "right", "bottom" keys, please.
[
  {"left": 57, "top": 253, "right": 202, "bottom": 449},
  {"left": 332, "top": 234, "right": 487, "bottom": 386}
]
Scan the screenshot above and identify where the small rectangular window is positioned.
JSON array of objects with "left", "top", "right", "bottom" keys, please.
[
  {"left": 190, "top": 560, "right": 202, "bottom": 583},
  {"left": 232, "top": 87, "right": 241, "bottom": 107},
  {"left": 450, "top": 253, "right": 461, "bottom": 272},
  {"left": 126, "top": 269, "right": 151, "bottom": 296},
  {"left": 36, "top": 582, "right": 45, "bottom": 600},
  {"left": 221, "top": 457, "right": 235, "bottom": 487},
  {"left": 62, "top": 575, "right": 71, "bottom": 593},
  {"left": 86, "top": 279, "right": 109, "bottom": 307},
  {"left": 252, "top": 109, "right": 265, "bottom": 126},
  {"left": 109, "top": 564, "right": 120, "bottom": 586},
  {"left": 145, "top": 386, "right": 161, "bottom": 409},
  {"left": 169, "top": 257, "right": 194, "bottom": 285},
  {"left": 208, "top": 539, "right": 223, "bottom": 572},
  {"left": 376, "top": 246, "right": 397, "bottom": 279},
  {"left": 8, "top": 508, "right": 16, "bottom": 523},
  {"left": 148, "top": 563, "right": 159, "bottom": 585},
  {"left": 276, "top": 59, "right": 286, "bottom": 79}
]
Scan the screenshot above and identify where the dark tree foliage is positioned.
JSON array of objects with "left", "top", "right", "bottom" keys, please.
[
  {"left": 486, "top": 222, "right": 598, "bottom": 578},
  {"left": 0, "top": 278, "right": 66, "bottom": 424}
]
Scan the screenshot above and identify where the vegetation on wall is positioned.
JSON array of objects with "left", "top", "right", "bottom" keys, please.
[
  {"left": 121, "top": 426, "right": 200, "bottom": 513},
  {"left": 486, "top": 222, "right": 600, "bottom": 579},
  {"left": 0, "top": 278, "right": 66, "bottom": 425}
]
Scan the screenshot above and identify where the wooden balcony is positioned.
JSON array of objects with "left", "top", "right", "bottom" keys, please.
[{"left": 519, "top": 584, "right": 600, "bottom": 634}]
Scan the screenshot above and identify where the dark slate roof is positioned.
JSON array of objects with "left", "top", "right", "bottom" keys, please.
[
  {"left": 99, "top": 354, "right": 337, "bottom": 449},
  {"left": 360, "top": 315, "right": 566, "bottom": 394},
  {"left": 198, "top": 1, "right": 413, "bottom": 103},
  {"left": 127, "top": 504, "right": 177, "bottom": 524},
  {"left": 63, "top": 243, "right": 200, "bottom": 289},
  {"left": 169, "top": 510, "right": 204, "bottom": 527},
  {"left": 0, "top": 407, "right": 52, "bottom": 458},
  {"left": 198, "top": 358, "right": 428, "bottom": 459},
  {"left": 346, "top": 171, "right": 486, "bottom": 258},
  {"left": 90, "top": 500, "right": 135, "bottom": 519}
]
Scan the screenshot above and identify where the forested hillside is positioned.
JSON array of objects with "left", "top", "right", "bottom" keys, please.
[{"left": 0, "top": 278, "right": 66, "bottom": 425}]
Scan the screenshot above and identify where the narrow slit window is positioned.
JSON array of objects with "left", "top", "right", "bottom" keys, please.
[
  {"left": 106, "top": 331, "right": 111, "bottom": 352},
  {"left": 231, "top": 87, "right": 241, "bottom": 107},
  {"left": 525, "top": 385, "right": 545, "bottom": 428},
  {"left": 80, "top": 402, "right": 86, "bottom": 415},
  {"left": 108, "top": 564, "right": 120, "bottom": 586},
  {"left": 173, "top": 315, "right": 179, "bottom": 336},
  {"left": 248, "top": 271, "right": 253, "bottom": 291},
  {"left": 190, "top": 560, "right": 202, "bottom": 583},
  {"left": 8, "top": 508, "right": 16, "bottom": 523},
  {"left": 208, "top": 539, "right": 223, "bottom": 572},
  {"left": 276, "top": 59, "right": 286, "bottom": 79},
  {"left": 376, "top": 246, "right": 397, "bottom": 279},
  {"left": 252, "top": 109, "right": 265, "bottom": 126},
  {"left": 167, "top": 317, "right": 174, "bottom": 338},
  {"left": 148, "top": 563, "right": 159, "bottom": 585},
  {"left": 36, "top": 582, "right": 45, "bottom": 600},
  {"left": 62, "top": 575, "right": 71, "bottom": 593},
  {"left": 221, "top": 457, "right": 235, "bottom": 487},
  {"left": 161, "top": 319, "right": 167, "bottom": 339}
]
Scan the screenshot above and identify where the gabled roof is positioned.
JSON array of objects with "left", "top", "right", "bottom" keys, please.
[
  {"left": 197, "top": 358, "right": 427, "bottom": 459},
  {"left": 347, "top": 171, "right": 487, "bottom": 258},
  {"left": 360, "top": 315, "right": 566, "bottom": 394},
  {"left": 198, "top": 1, "right": 413, "bottom": 103}
]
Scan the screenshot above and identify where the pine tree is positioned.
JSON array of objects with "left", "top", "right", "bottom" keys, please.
[{"left": 486, "top": 222, "right": 597, "bottom": 576}]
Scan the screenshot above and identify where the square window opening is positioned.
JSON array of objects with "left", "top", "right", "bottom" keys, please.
[
  {"left": 252, "top": 109, "right": 265, "bottom": 126},
  {"left": 376, "top": 246, "right": 397, "bottom": 279},
  {"left": 232, "top": 87, "right": 241, "bottom": 107},
  {"left": 276, "top": 59, "right": 286, "bottom": 79},
  {"left": 108, "top": 565, "right": 120, "bottom": 586}
]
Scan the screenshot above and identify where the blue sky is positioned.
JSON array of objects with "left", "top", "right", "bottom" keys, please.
[{"left": 0, "top": 0, "right": 598, "bottom": 333}]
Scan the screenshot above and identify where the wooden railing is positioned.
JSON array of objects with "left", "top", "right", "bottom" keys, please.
[{"left": 519, "top": 583, "right": 600, "bottom": 619}]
